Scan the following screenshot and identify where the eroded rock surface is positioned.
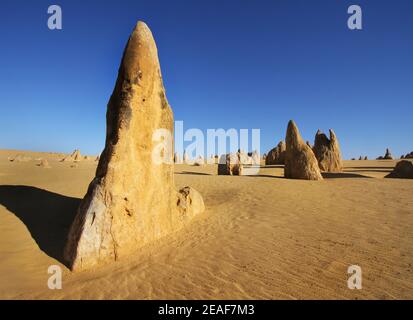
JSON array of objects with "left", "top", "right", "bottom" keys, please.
[
  {"left": 64, "top": 22, "right": 204, "bottom": 272},
  {"left": 385, "top": 160, "right": 413, "bottom": 179},
  {"left": 265, "top": 141, "right": 286, "bottom": 165},
  {"left": 284, "top": 120, "right": 323, "bottom": 180},
  {"left": 313, "top": 129, "right": 343, "bottom": 172}
]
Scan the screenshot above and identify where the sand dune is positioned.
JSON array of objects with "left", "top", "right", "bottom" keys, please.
[{"left": 0, "top": 150, "right": 412, "bottom": 299}]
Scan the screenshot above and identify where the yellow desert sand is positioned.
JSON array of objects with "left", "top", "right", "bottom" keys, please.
[{"left": 0, "top": 149, "right": 412, "bottom": 299}]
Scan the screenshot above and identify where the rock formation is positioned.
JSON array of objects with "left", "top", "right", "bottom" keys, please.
[
  {"left": 265, "top": 141, "right": 286, "bottom": 165},
  {"left": 385, "top": 160, "right": 413, "bottom": 179},
  {"left": 364, "top": 156, "right": 368, "bottom": 160},
  {"left": 174, "top": 152, "right": 182, "bottom": 164},
  {"left": 384, "top": 148, "right": 393, "bottom": 160},
  {"left": 251, "top": 150, "right": 260, "bottom": 165},
  {"left": 64, "top": 22, "right": 205, "bottom": 272},
  {"left": 71, "top": 149, "right": 81, "bottom": 161},
  {"left": 38, "top": 159, "right": 51, "bottom": 168},
  {"left": 312, "top": 129, "right": 343, "bottom": 172},
  {"left": 10, "top": 154, "right": 31, "bottom": 162},
  {"left": 238, "top": 151, "right": 251, "bottom": 165},
  {"left": 284, "top": 121, "right": 323, "bottom": 180},
  {"left": 218, "top": 153, "right": 243, "bottom": 175},
  {"left": 61, "top": 149, "right": 82, "bottom": 162},
  {"left": 206, "top": 154, "right": 216, "bottom": 164},
  {"left": 403, "top": 151, "right": 413, "bottom": 159},
  {"left": 378, "top": 148, "right": 393, "bottom": 160},
  {"left": 183, "top": 151, "right": 189, "bottom": 164},
  {"left": 193, "top": 156, "right": 205, "bottom": 166}
]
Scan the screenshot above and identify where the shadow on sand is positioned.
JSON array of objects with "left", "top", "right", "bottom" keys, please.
[
  {"left": 0, "top": 185, "right": 80, "bottom": 265},
  {"left": 176, "top": 171, "right": 212, "bottom": 176},
  {"left": 321, "top": 172, "right": 372, "bottom": 179}
]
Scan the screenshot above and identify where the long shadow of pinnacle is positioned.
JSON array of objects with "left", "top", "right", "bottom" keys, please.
[{"left": 0, "top": 185, "right": 80, "bottom": 266}]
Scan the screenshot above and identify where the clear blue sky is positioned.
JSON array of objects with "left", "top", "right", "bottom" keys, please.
[{"left": 0, "top": 0, "right": 412, "bottom": 159}]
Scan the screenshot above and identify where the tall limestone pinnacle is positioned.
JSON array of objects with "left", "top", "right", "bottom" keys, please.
[
  {"left": 284, "top": 120, "right": 323, "bottom": 180},
  {"left": 64, "top": 21, "right": 205, "bottom": 271}
]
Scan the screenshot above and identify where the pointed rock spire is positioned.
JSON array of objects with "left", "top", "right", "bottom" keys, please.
[
  {"left": 284, "top": 120, "right": 323, "bottom": 180},
  {"left": 64, "top": 22, "right": 204, "bottom": 271}
]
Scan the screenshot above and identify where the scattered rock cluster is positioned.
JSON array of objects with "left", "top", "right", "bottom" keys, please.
[
  {"left": 61, "top": 149, "right": 82, "bottom": 162},
  {"left": 401, "top": 151, "right": 413, "bottom": 159},
  {"left": 377, "top": 148, "right": 393, "bottom": 160},
  {"left": 9, "top": 154, "right": 31, "bottom": 162}
]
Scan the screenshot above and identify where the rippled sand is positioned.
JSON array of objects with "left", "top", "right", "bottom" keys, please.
[{"left": 0, "top": 149, "right": 412, "bottom": 299}]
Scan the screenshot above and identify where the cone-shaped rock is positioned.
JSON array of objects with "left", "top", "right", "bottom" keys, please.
[
  {"left": 284, "top": 121, "right": 323, "bottom": 180},
  {"left": 64, "top": 22, "right": 205, "bottom": 271},
  {"left": 265, "top": 141, "right": 286, "bottom": 165},
  {"left": 385, "top": 160, "right": 413, "bottom": 179},
  {"left": 313, "top": 129, "right": 343, "bottom": 172},
  {"left": 71, "top": 149, "right": 82, "bottom": 161}
]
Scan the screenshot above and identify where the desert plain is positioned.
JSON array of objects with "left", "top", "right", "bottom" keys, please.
[{"left": 0, "top": 149, "right": 412, "bottom": 299}]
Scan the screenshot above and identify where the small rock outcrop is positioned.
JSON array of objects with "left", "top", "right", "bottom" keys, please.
[
  {"left": 64, "top": 22, "right": 205, "bottom": 272},
  {"left": 183, "top": 151, "right": 189, "bottom": 164},
  {"left": 218, "top": 153, "right": 243, "bottom": 175},
  {"left": 174, "top": 152, "right": 182, "bottom": 164},
  {"left": 193, "top": 156, "right": 205, "bottom": 166},
  {"left": 385, "top": 160, "right": 413, "bottom": 179},
  {"left": 38, "top": 159, "right": 51, "bottom": 168},
  {"left": 312, "top": 129, "right": 343, "bottom": 172},
  {"left": 265, "top": 141, "right": 286, "bottom": 165},
  {"left": 284, "top": 121, "right": 323, "bottom": 180}
]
